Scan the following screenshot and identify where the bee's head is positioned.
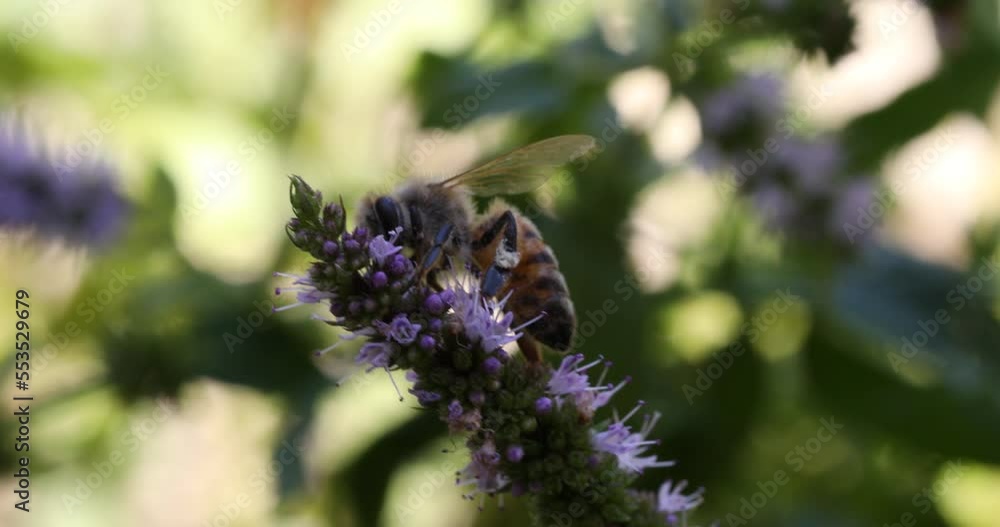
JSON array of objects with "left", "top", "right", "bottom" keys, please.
[{"left": 358, "top": 194, "right": 404, "bottom": 237}]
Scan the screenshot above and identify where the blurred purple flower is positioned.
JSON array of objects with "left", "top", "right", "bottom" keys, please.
[
  {"left": 0, "top": 120, "right": 128, "bottom": 246},
  {"left": 751, "top": 185, "right": 799, "bottom": 231},
  {"left": 699, "top": 74, "right": 785, "bottom": 138},
  {"left": 771, "top": 136, "right": 844, "bottom": 195},
  {"left": 829, "top": 178, "right": 878, "bottom": 242}
]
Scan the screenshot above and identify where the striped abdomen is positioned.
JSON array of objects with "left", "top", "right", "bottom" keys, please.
[{"left": 472, "top": 212, "right": 576, "bottom": 352}]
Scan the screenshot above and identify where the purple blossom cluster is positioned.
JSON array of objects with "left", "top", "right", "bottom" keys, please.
[
  {"left": 695, "top": 73, "right": 876, "bottom": 244},
  {"left": 275, "top": 176, "right": 705, "bottom": 525},
  {"left": 0, "top": 119, "right": 128, "bottom": 246}
]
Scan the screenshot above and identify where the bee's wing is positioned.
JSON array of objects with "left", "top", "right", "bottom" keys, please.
[{"left": 436, "top": 135, "right": 597, "bottom": 196}]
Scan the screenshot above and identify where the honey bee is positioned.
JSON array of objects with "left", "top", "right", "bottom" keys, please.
[{"left": 358, "top": 135, "right": 597, "bottom": 362}]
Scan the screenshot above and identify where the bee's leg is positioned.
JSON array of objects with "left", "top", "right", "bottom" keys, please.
[
  {"left": 517, "top": 335, "right": 542, "bottom": 363},
  {"left": 471, "top": 210, "right": 519, "bottom": 297},
  {"left": 419, "top": 223, "right": 455, "bottom": 276},
  {"left": 425, "top": 268, "right": 445, "bottom": 291}
]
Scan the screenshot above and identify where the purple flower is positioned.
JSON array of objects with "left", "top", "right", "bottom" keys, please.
[
  {"left": 591, "top": 403, "right": 675, "bottom": 474},
  {"left": 534, "top": 396, "right": 553, "bottom": 415},
  {"left": 448, "top": 400, "right": 464, "bottom": 420},
  {"left": 384, "top": 314, "right": 421, "bottom": 345},
  {"left": 368, "top": 228, "right": 403, "bottom": 265},
  {"left": 273, "top": 272, "right": 334, "bottom": 312},
  {"left": 448, "top": 281, "right": 530, "bottom": 353},
  {"left": 355, "top": 341, "right": 396, "bottom": 371},
  {"left": 409, "top": 388, "right": 442, "bottom": 406},
  {"left": 0, "top": 120, "right": 128, "bottom": 246},
  {"left": 772, "top": 136, "right": 843, "bottom": 195},
  {"left": 657, "top": 480, "right": 704, "bottom": 524},
  {"left": 506, "top": 445, "right": 524, "bottom": 463},
  {"left": 456, "top": 440, "right": 510, "bottom": 503},
  {"left": 699, "top": 74, "right": 785, "bottom": 138},
  {"left": 446, "top": 400, "right": 482, "bottom": 434},
  {"left": 549, "top": 354, "right": 596, "bottom": 395},
  {"left": 548, "top": 354, "right": 628, "bottom": 416}
]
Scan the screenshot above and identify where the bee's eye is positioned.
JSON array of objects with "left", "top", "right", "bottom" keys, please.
[{"left": 374, "top": 196, "right": 401, "bottom": 234}]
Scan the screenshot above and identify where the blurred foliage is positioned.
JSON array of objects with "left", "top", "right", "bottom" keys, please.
[{"left": 3, "top": 0, "right": 1000, "bottom": 526}]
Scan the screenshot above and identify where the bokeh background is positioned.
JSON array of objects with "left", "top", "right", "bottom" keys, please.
[{"left": 3, "top": 0, "right": 1000, "bottom": 525}]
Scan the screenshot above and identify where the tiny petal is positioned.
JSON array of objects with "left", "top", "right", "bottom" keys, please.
[
  {"left": 386, "top": 314, "right": 422, "bottom": 345},
  {"left": 506, "top": 445, "right": 524, "bottom": 463}
]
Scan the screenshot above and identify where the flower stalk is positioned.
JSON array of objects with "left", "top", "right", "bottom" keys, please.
[{"left": 276, "top": 176, "right": 705, "bottom": 526}]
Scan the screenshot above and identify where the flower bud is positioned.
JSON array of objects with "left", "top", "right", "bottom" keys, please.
[
  {"left": 322, "top": 201, "right": 345, "bottom": 232},
  {"left": 506, "top": 445, "right": 525, "bottom": 463},
  {"left": 535, "top": 396, "right": 553, "bottom": 415},
  {"left": 289, "top": 175, "right": 322, "bottom": 221},
  {"left": 424, "top": 293, "right": 445, "bottom": 314},
  {"left": 482, "top": 357, "right": 502, "bottom": 375}
]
